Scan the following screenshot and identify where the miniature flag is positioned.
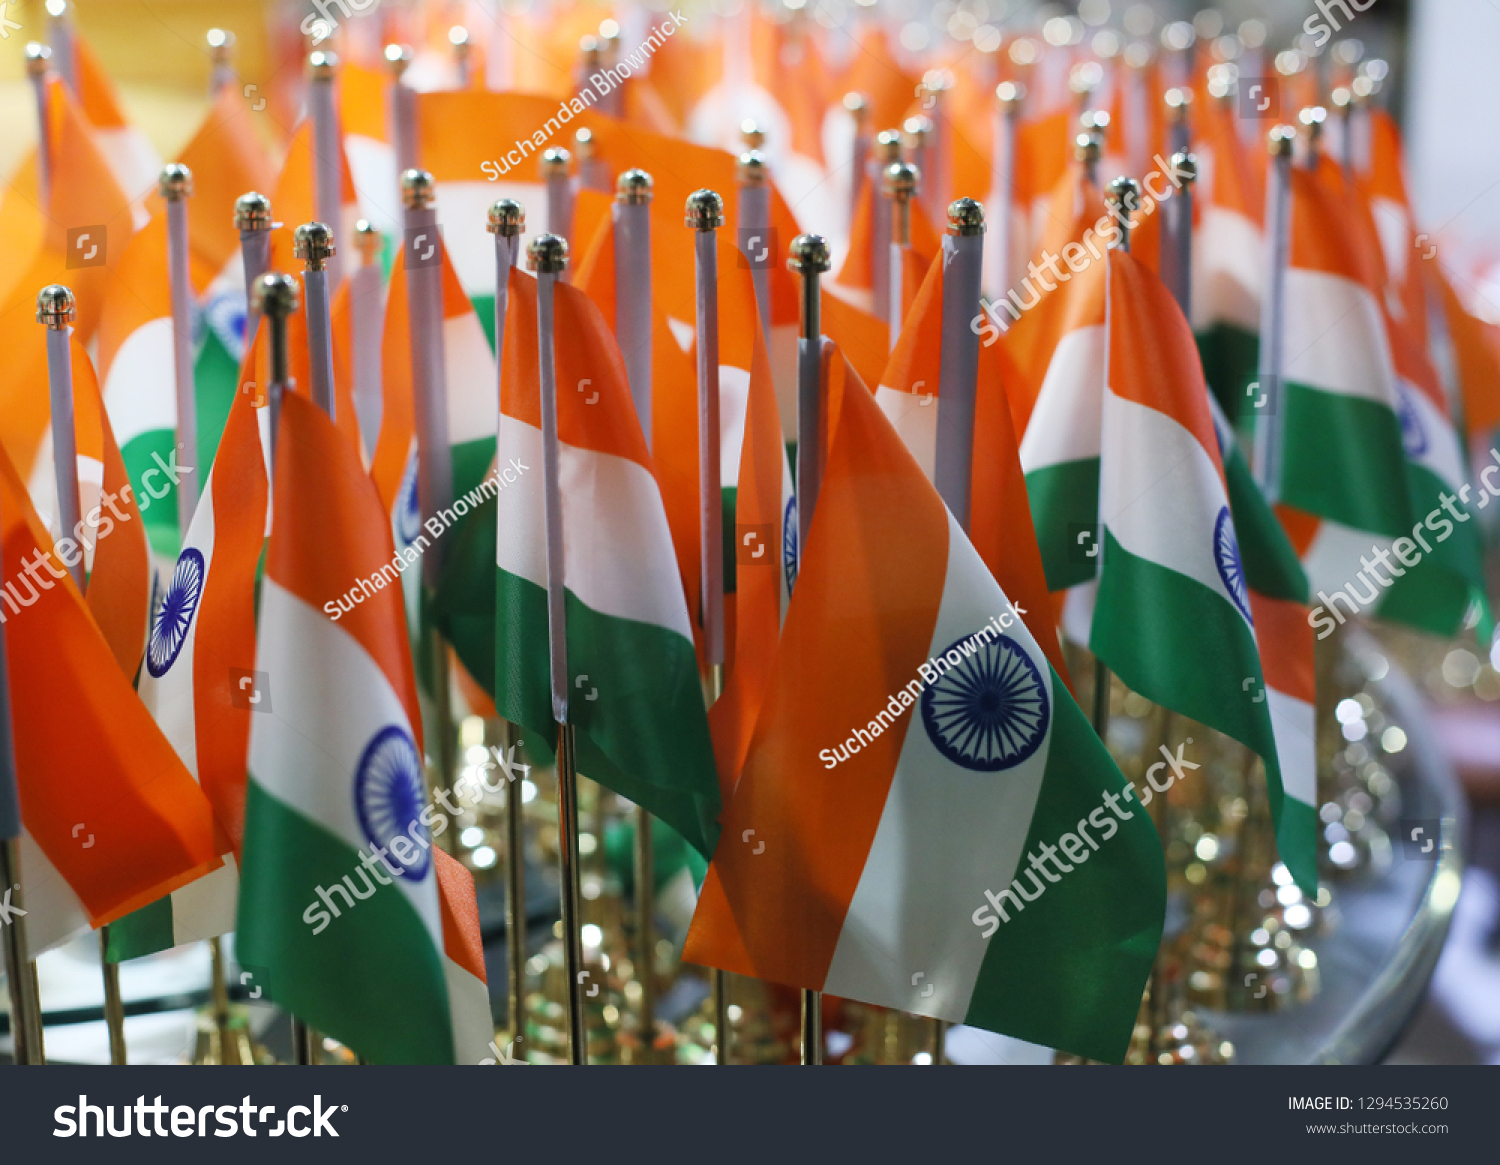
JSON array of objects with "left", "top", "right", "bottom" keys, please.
[
  {"left": 684, "top": 353, "right": 1163, "bottom": 1063},
  {"left": 878, "top": 251, "right": 1068, "bottom": 683},
  {"left": 496, "top": 266, "right": 722, "bottom": 857},
  {"left": 1092, "top": 249, "right": 1316, "bottom": 893},
  {"left": 0, "top": 439, "right": 221, "bottom": 955},
  {"left": 106, "top": 384, "right": 267, "bottom": 961},
  {"left": 434, "top": 847, "right": 495, "bottom": 1064},
  {"left": 237, "top": 391, "right": 457, "bottom": 1063}
]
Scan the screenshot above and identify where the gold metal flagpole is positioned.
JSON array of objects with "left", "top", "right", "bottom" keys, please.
[
  {"left": 528, "top": 234, "right": 588, "bottom": 1065},
  {"left": 252, "top": 270, "right": 322, "bottom": 1066},
  {"left": 38, "top": 285, "right": 128, "bottom": 1064},
  {"left": 788, "top": 234, "right": 831, "bottom": 1066}
]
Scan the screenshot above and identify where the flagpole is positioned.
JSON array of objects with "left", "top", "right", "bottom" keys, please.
[
  {"left": 251, "top": 270, "right": 324, "bottom": 1066},
  {"left": 294, "top": 222, "right": 338, "bottom": 420},
  {"left": 400, "top": 169, "right": 459, "bottom": 804},
  {"left": 1161, "top": 152, "right": 1198, "bottom": 316},
  {"left": 488, "top": 197, "right": 528, "bottom": 1061},
  {"left": 307, "top": 50, "right": 343, "bottom": 292},
  {"left": 161, "top": 166, "right": 200, "bottom": 534},
  {"left": 0, "top": 581, "right": 45, "bottom": 1063},
  {"left": 1165, "top": 87, "right": 1192, "bottom": 158},
  {"left": 542, "top": 149, "right": 574, "bottom": 254},
  {"left": 25, "top": 44, "right": 53, "bottom": 207},
  {"left": 46, "top": 1, "right": 77, "bottom": 93},
  {"left": 883, "top": 162, "right": 918, "bottom": 346},
  {"left": 987, "top": 82, "right": 1023, "bottom": 301},
  {"left": 351, "top": 220, "right": 384, "bottom": 456},
  {"left": 615, "top": 171, "right": 654, "bottom": 444},
  {"left": 207, "top": 29, "right": 236, "bottom": 98},
  {"left": 869, "top": 131, "right": 901, "bottom": 331},
  {"left": 384, "top": 45, "right": 418, "bottom": 177},
  {"left": 38, "top": 285, "right": 127, "bottom": 1064},
  {"left": 527, "top": 234, "right": 588, "bottom": 1065},
  {"left": 575, "top": 128, "right": 609, "bottom": 194},
  {"left": 734, "top": 153, "right": 771, "bottom": 357},
  {"left": 1253, "top": 127, "right": 1295, "bottom": 494},
  {"left": 843, "top": 92, "right": 869, "bottom": 227},
  {"left": 902, "top": 117, "right": 934, "bottom": 227},
  {"left": 789, "top": 234, "right": 830, "bottom": 1067},
  {"left": 922, "top": 74, "right": 953, "bottom": 221},
  {"left": 450, "top": 26, "right": 472, "bottom": 90},
  {"left": 236, "top": 193, "right": 274, "bottom": 346}
]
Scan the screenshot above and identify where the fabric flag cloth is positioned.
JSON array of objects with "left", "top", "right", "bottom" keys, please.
[
  {"left": 0, "top": 438, "right": 221, "bottom": 955},
  {"left": 1092, "top": 250, "right": 1317, "bottom": 893},
  {"left": 237, "top": 391, "right": 460, "bottom": 1063},
  {"left": 495, "top": 266, "right": 722, "bottom": 858},
  {"left": 683, "top": 353, "right": 1163, "bottom": 1063},
  {"left": 106, "top": 386, "right": 267, "bottom": 961},
  {"left": 1274, "top": 160, "right": 1413, "bottom": 589},
  {"left": 72, "top": 32, "right": 162, "bottom": 199},
  {"left": 433, "top": 846, "right": 495, "bottom": 1064},
  {"left": 877, "top": 250, "right": 1069, "bottom": 684}
]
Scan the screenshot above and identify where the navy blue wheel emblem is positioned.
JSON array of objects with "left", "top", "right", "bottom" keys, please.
[
  {"left": 920, "top": 634, "right": 1050, "bottom": 771},
  {"left": 1213, "top": 506, "right": 1252, "bottom": 623},
  {"left": 147, "top": 548, "right": 205, "bottom": 678},
  {"left": 353, "top": 725, "right": 430, "bottom": 879},
  {"left": 396, "top": 456, "right": 421, "bottom": 547},
  {"left": 204, "top": 289, "right": 248, "bottom": 363},
  {"left": 782, "top": 494, "right": 798, "bottom": 594},
  {"left": 1395, "top": 384, "right": 1427, "bottom": 458}
]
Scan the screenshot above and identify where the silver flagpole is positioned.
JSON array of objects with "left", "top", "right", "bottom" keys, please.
[
  {"left": 734, "top": 154, "right": 771, "bottom": 356},
  {"left": 923, "top": 73, "right": 953, "bottom": 220},
  {"left": 46, "top": 1, "right": 77, "bottom": 93},
  {"left": 527, "top": 234, "right": 588, "bottom": 1065},
  {"left": 351, "top": 221, "right": 385, "bottom": 456},
  {"left": 575, "top": 128, "right": 609, "bottom": 194},
  {"left": 542, "top": 149, "right": 574, "bottom": 255},
  {"left": 1254, "top": 127, "right": 1295, "bottom": 494},
  {"left": 251, "top": 271, "right": 321, "bottom": 1066},
  {"left": 883, "top": 162, "right": 918, "bottom": 347},
  {"left": 869, "top": 131, "right": 901, "bottom": 332},
  {"left": 615, "top": 171, "right": 654, "bottom": 446},
  {"left": 788, "top": 235, "right": 831, "bottom": 1066},
  {"left": 293, "top": 223, "right": 338, "bottom": 420},
  {"left": 25, "top": 45, "right": 53, "bottom": 207},
  {"left": 487, "top": 197, "right": 527, "bottom": 1061},
  {"left": 161, "top": 165, "right": 200, "bottom": 534},
  {"left": 384, "top": 45, "right": 418, "bottom": 177},
  {"left": 207, "top": 29, "right": 236, "bottom": 99},
  {"left": 38, "top": 286, "right": 127, "bottom": 1064},
  {"left": 236, "top": 193, "right": 274, "bottom": 347},
  {"left": 902, "top": 116, "right": 934, "bottom": 223},
  {"left": 1165, "top": 87, "right": 1192, "bottom": 158},
  {"left": 0, "top": 541, "right": 44, "bottom": 1063},
  {"left": 450, "top": 26, "right": 472, "bottom": 90},
  {"left": 843, "top": 92, "right": 870, "bottom": 227},
  {"left": 1161, "top": 152, "right": 1198, "bottom": 316},
  {"left": 307, "top": 50, "right": 344, "bottom": 292},
  {"left": 986, "top": 82, "right": 1023, "bottom": 301}
]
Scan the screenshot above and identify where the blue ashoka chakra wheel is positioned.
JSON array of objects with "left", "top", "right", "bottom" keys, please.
[
  {"left": 147, "top": 548, "right": 205, "bottom": 678},
  {"left": 204, "top": 289, "right": 248, "bottom": 364},
  {"left": 1213, "top": 506, "right": 1252, "bottom": 623},
  {"left": 396, "top": 457, "right": 422, "bottom": 548},
  {"left": 782, "top": 494, "right": 798, "bottom": 595},
  {"left": 1396, "top": 384, "right": 1427, "bottom": 459},
  {"left": 920, "top": 633, "right": 1050, "bottom": 771},
  {"left": 354, "top": 725, "right": 430, "bottom": 880}
]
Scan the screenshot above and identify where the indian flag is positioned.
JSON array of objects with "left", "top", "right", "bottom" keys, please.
[
  {"left": 0, "top": 438, "right": 221, "bottom": 955},
  {"left": 1092, "top": 249, "right": 1316, "bottom": 893},
  {"left": 878, "top": 248, "right": 1068, "bottom": 682},
  {"left": 433, "top": 847, "right": 495, "bottom": 1064},
  {"left": 106, "top": 386, "right": 267, "bottom": 961},
  {"left": 496, "top": 266, "right": 721, "bottom": 858},
  {"left": 73, "top": 32, "right": 161, "bottom": 202},
  {"left": 1192, "top": 97, "right": 1264, "bottom": 428},
  {"left": 1276, "top": 162, "right": 1411, "bottom": 547},
  {"left": 237, "top": 391, "right": 457, "bottom": 1063},
  {"left": 1015, "top": 245, "right": 1108, "bottom": 593},
  {"left": 683, "top": 357, "right": 1163, "bottom": 1063}
]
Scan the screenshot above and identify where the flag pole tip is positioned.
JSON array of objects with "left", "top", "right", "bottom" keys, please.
[
  {"left": 996, "top": 80, "right": 1025, "bottom": 109},
  {"left": 734, "top": 152, "right": 766, "bottom": 187},
  {"left": 488, "top": 199, "right": 526, "bottom": 235},
  {"left": 25, "top": 42, "right": 52, "bottom": 73},
  {"left": 685, "top": 190, "right": 725, "bottom": 231},
  {"left": 616, "top": 169, "right": 653, "bottom": 204},
  {"left": 400, "top": 169, "right": 435, "bottom": 209},
  {"left": 883, "top": 161, "right": 919, "bottom": 200},
  {"left": 947, "top": 198, "right": 985, "bottom": 236},
  {"left": 1268, "top": 124, "right": 1296, "bottom": 157},
  {"left": 527, "top": 234, "right": 569, "bottom": 274},
  {"left": 36, "top": 284, "right": 76, "bottom": 329},
  {"left": 307, "top": 49, "right": 339, "bottom": 78},
  {"left": 384, "top": 43, "right": 413, "bottom": 75},
  {"left": 740, "top": 120, "right": 766, "bottom": 149},
  {"left": 788, "top": 234, "right": 831, "bottom": 276},
  {"left": 159, "top": 163, "right": 193, "bottom": 201},
  {"left": 234, "top": 191, "right": 273, "bottom": 231},
  {"left": 874, "top": 129, "right": 903, "bottom": 163},
  {"left": 539, "top": 147, "right": 571, "bottom": 179},
  {"left": 1169, "top": 152, "right": 1198, "bottom": 185},
  {"left": 293, "top": 222, "right": 337, "bottom": 270},
  {"left": 252, "top": 272, "right": 300, "bottom": 318}
]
